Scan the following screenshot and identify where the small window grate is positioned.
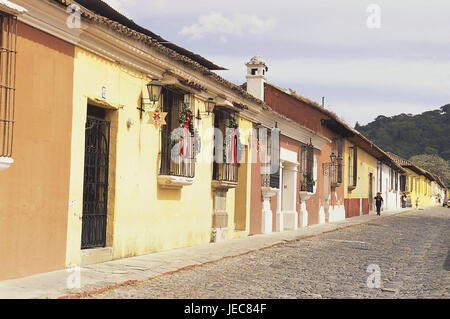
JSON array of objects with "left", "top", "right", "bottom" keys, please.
[{"left": 0, "top": 13, "right": 18, "bottom": 158}]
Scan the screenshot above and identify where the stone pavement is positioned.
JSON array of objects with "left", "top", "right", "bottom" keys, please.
[
  {"left": 86, "top": 207, "right": 449, "bottom": 299},
  {"left": 0, "top": 207, "right": 419, "bottom": 299}
]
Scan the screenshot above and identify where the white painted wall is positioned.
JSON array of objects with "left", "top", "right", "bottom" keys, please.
[{"left": 379, "top": 163, "right": 400, "bottom": 211}]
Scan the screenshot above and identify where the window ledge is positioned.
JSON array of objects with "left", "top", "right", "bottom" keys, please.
[
  {"left": 261, "top": 186, "right": 279, "bottom": 198},
  {"left": 299, "top": 191, "right": 314, "bottom": 201},
  {"left": 212, "top": 180, "right": 238, "bottom": 190},
  {"left": 0, "top": 157, "right": 14, "bottom": 172},
  {"left": 158, "top": 175, "right": 194, "bottom": 189},
  {"left": 347, "top": 185, "right": 356, "bottom": 192}
]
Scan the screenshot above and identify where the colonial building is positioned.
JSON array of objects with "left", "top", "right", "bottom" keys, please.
[
  {"left": 387, "top": 152, "right": 439, "bottom": 209},
  {"left": 244, "top": 56, "right": 337, "bottom": 233},
  {"left": 321, "top": 117, "right": 404, "bottom": 216},
  {"left": 0, "top": 0, "right": 75, "bottom": 281},
  {"left": 245, "top": 55, "right": 404, "bottom": 223},
  {"left": 430, "top": 173, "right": 446, "bottom": 205}
]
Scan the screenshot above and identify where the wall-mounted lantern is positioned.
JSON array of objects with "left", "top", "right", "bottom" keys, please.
[
  {"left": 330, "top": 151, "right": 337, "bottom": 164},
  {"left": 206, "top": 98, "right": 216, "bottom": 115},
  {"left": 138, "top": 78, "right": 163, "bottom": 119},
  {"left": 147, "top": 78, "right": 163, "bottom": 103},
  {"left": 196, "top": 97, "right": 216, "bottom": 120}
]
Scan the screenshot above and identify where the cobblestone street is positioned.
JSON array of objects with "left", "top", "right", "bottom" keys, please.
[{"left": 86, "top": 208, "right": 449, "bottom": 299}]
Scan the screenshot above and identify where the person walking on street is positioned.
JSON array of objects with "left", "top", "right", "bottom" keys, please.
[
  {"left": 401, "top": 194, "right": 407, "bottom": 208},
  {"left": 416, "top": 198, "right": 419, "bottom": 209},
  {"left": 374, "top": 192, "right": 384, "bottom": 216}
]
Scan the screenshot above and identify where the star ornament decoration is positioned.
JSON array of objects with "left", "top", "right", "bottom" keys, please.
[{"left": 147, "top": 109, "right": 167, "bottom": 127}]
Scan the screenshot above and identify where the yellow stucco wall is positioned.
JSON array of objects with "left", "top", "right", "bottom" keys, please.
[
  {"left": 343, "top": 140, "right": 377, "bottom": 200},
  {"left": 228, "top": 118, "right": 253, "bottom": 239},
  {"left": 66, "top": 48, "right": 252, "bottom": 265},
  {"left": 401, "top": 169, "right": 434, "bottom": 208}
]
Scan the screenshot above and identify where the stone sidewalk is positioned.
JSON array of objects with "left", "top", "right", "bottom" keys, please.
[{"left": 0, "top": 207, "right": 418, "bottom": 299}]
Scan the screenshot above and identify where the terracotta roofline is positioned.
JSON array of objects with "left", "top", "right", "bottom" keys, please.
[{"left": 265, "top": 82, "right": 404, "bottom": 171}]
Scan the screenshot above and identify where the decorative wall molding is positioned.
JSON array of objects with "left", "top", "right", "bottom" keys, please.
[{"left": 0, "top": 0, "right": 27, "bottom": 15}]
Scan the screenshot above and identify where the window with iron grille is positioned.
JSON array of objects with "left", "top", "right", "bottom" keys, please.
[
  {"left": 301, "top": 141, "right": 314, "bottom": 192},
  {"left": 301, "top": 146, "right": 306, "bottom": 182},
  {"left": 348, "top": 148, "right": 353, "bottom": 186},
  {"left": 395, "top": 170, "right": 399, "bottom": 191},
  {"left": 0, "top": 13, "right": 17, "bottom": 158},
  {"left": 261, "top": 126, "right": 280, "bottom": 189},
  {"left": 348, "top": 146, "right": 357, "bottom": 188},
  {"left": 330, "top": 137, "right": 343, "bottom": 187},
  {"left": 400, "top": 175, "right": 407, "bottom": 192},
  {"left": 160, "top": 88, "right": 195, "bottom": 178},
  {"left": 212, "top": 109, "right": 240, "bottom": 183}
]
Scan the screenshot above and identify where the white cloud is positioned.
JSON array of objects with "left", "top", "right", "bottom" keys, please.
[
  {"left": 179, "top": 12, "right": 276, "bottom": 40},
  {"left": 104, "top": 1, "right": 450, "bottom": 49}
]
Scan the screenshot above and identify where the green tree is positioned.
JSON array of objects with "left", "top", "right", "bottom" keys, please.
[
  {"left": 356, "top": 104, "right": 450, "bottom": 162},
  {"left": 409, "top": 154, "right": 450, "bottom": 185}
]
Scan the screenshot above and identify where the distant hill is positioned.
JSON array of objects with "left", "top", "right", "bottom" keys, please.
[{"left": 355, "top": 104, "right": 450, "bottom": 185}]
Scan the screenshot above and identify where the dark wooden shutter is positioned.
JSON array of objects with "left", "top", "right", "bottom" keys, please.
[
  {"left": 270, "top": 127, "right": 280, "bottom": 188},
  {"left": 307, "top": 141, "right": 314, "bottom": 192},
  {"left": 379, "top": 166, "right": 383, "bottom": 192},
  {"left": 400, "top": 175, "right": 406, "bottom": 192},
  {"left": 337, "top": 137, "right": 343, "bottom": 184},
  {"left": 353, "top": 146, "right": 358, "bottom": 186},
  {"left": 395, "top": 171, "right": 399, "bottom": 191}
]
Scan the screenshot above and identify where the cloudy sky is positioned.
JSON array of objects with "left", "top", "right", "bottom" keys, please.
[{"left": 103, "top": 0, "right": 450, "bottom": 126}]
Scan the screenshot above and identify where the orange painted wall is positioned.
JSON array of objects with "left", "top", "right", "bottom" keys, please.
[
  {"left": 249, "top": 128, "right": 262, "bottom": 235},
  {"left": 0, "top": 22, "right": 74, "bottom": 280}
]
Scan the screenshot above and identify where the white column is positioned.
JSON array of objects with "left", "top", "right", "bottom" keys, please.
[
  {"left": 261, "top": 195, "right": 273, "bottom": 234},
  {"left": 261, "top": 175, "right": 278, "bottom": 234},
  {"left": 282, "top": 163, "right": 299, "bottom": 230},
  {"left": 292, "top": 164, "right": 298, "bottom": 230},
  {"left": 360, "top": 163, "right": 363, "bottom": 215},
  {"left": 299, "top": 195, "right": 310, "bottom": 228},
  {"left": 319, "top": 163, "right": 328, "bottom": 225},
  {"left": 276, "top": 163, "right": 284, "bottom": 232}
]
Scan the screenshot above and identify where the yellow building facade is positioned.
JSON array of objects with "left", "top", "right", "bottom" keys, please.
[
  {"left": 65, "top": 47, "right": 254, "bottom": 266},
  {"left": 385, "top": 152, "right": 443, "bottom": 209},
  {"left": 398, "top": 166, "right": 436, "bottom": 208},
  {"left": 343, "top": 139, "right": 378, "bottom": 217}
]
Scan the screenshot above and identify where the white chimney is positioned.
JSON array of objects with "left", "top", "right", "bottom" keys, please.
[{"left": 245, "top": 55, "right": 268, "bottom": 102}]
